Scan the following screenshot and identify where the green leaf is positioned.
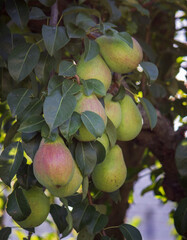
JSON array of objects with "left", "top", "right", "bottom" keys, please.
[
  {"left": 115, "top": 32, "right": 133, "bottom": 48},
  {"left": 4, "top": 122, "right": 20, "bottom": 148},
  {"left": 18, "top": 115, "right": 45, "bottom": 133},
  {"left": 48, "top": 76, "right": 64, "bottom": 94},
  {"left": 112, "top": 85, "right": 126, "bottom": 101},
  {"left": 174, "top": 198, "right": 187, "bottom": 236},
  {"left": 109, "top": 190, "right": 121, "bottom": 203},
  {"left": 81, "top": 111, "right": 105, "bottom": 138},
  {"left": 42, "top": 25, "right": 69, "bottom": 56},
  {"left": 8, "top": 43, "right": 40, "bottom": 82},
  {"left": 82, "top": 79, "right": 106, "bottom": 97},
  {"left": 84, "top": 37, "right": 100, "bottom": 62},
  {"left": 105, "top": 118, "right": 116, "bottom": 147},
  {"left": 75, "top": 142, "right": 97, "bottom": 176},
  {"left": 149, "top": 83, "right": 167, "bottom": 98},
  {"left": 29, "top": 7, "right": 47, "bottom": 20},
  {"left": 90, "top": 141, "right": 106, "bottom": 164},
  {"left": 63, "top": 6, "right": 100, "bottom": 19},
  {"left": 59, "top": 112, "right": 82, "bottom": 141},
  {"left": 119, "top": 224, "right": 142, "bottom": 240},
  {"left": 82, "top": 176, "right": 89, "bottom": 200},
  {"left": 72, "top": 203, "right": 95, "bottom": 232},
  {"left": 140, "top": 62, "right": 158, "bottom": 82},
  {"left": 0, "top": 142, "right": 23, "bottom": 186},
  {"left": 66, "top": 23, "right": 86, "bottom": 38},
  {"left": 0, "top": 227, "right": 12, "bottom": 240},
  {"left": 62, "top": 79, "right": 81, "bottom": 96},
  {"left": 81, "top": 79, "right": 94, "bottom": 96},
  {"left": 175, "top": 139, "right": 187, "bottom": 180},
  {"left": 34, "top": 52, "right": 56, "bottom": 83},
  {"left": 87, "top": 211, "right": 108, "bottom": 234},
  {"left": 140, "top": 97, "right": 157, "bottom": 129},
  {"left": 43, "top": 89, "right": 76, "bottom": 130},
  {"left": 5, "top": 0, "right": 29, "bottom": 28},
  {"left": 6, "top": 187, "right": 31, "bottom": 221},
  {"left": 59, "top": 60, "right": 76, "bottom": 77},
  {"left": 76, "top": 12, "right": 96, "bottom": 31},
  {"left": 39, "top": 0, "right": 56, "bottom": 7},
  {"left": 77, "top": 228, "right": 94, "bottom": 240},
  {"left": 22, "top": 135, "right": 41, "bottom": 160},
  {"left": 60, "top": 198, "right": 73, "bottom": 237},
  {"left": 7, "top": 88, "right": 32, "bottom": 117}
]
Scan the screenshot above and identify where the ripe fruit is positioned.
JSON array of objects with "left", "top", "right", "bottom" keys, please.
[
  {"left": 33, "top": 136, "right": 75, "bottom": 193},
  {"left": 47, "top": 163, "right": 83, "bottom": 198},
  {"left": 96, "top": 35, "right": 143, "bottom": 74},
  {"left": 76, "top": 54, "right": 112, "bottom": 92},
  {"left": 92, "top": 145, "right": 127, "bottom": 192},
  {"left": 16, "top": 187, "right": 50, "bottom": 228},
  {"left": 117, "top": 95, "right": 143, "bottom": 141},
  {"left": 75, "top": 94, "right": 107, "bottom": 141},
  {"left": 104, "top": 93, "right": 122, "bottom": 128}
]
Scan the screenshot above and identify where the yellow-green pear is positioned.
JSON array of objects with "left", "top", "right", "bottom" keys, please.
[
  {"left": 96, "top": 35, "right": 143, "bottom": 74},
  {"left": 92, "top": 145, "right": 127, "bottom": 192},
  {"left": 76, "top": 54, "right": 112, "bottom": 92},
  {"left": 104, "top": 93, "right": 122, "bottom": 128},
  {"left": 117, "top": 95, "right": 143, "bottom": 141},
  {"left": 33, "top": 136, "right": 75, "bottom": 193},
  {"left": 75, "top": 94, "right": 107, "bottom": 141},
  {"left": 47, "top": 163, "right": 83, "bottom": 198},
  {"left": 97, "top": 133, "right": 109, "bottom": 153},
  {"left": 15, "top": 187, "right": 50, "bottom": 228}
]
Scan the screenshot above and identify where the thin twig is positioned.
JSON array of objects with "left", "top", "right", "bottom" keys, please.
[
  {"left": 87, "top": 190, "right": 93, "bottom": 205},
  {"left": 28, "top": 231, "right": 33, "bottom": 240}
]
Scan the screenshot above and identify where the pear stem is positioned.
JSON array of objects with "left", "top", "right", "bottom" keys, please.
[{"left": 87, "top": 190, "right": 93, "bottom": 205}]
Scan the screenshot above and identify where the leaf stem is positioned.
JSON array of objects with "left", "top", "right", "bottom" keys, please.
[
  {"left": 28, "top": 231, "right": 33, "bottom": 240},
  {"left": 87, "top": 190, "right": 93, "bottom": 205},
  {"left": 104, "top": 225, "right": 119, "bottom": 231},
  {"left": 56, "top": 14, "right": 63, "bottom": 26},
  {"left": 124, "top": 87, "right": 136, "bottom": 96}
]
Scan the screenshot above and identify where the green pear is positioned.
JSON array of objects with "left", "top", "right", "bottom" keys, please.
[
  {"left": 96, "top": 35, "right": 143, "bottom": 74},
  {"left": 47, "top": 163, "right": 83, "bottom": 198},
  {"left": 97, "top": 133, "right": 109, "bottom": 153},
  {"left": 92, "top": 145, "right": 127, "bottom": 192},
  {"left": 75, "top": 94, "right": 107, "bottom": 141},
  {"left": 33, "top": 136, "right": 75, "bottom": 193},
  {"left": 104, "top": 93, "right": 122, "bottom": 128},
  {"left": 16, "top": 187, "right": 50, "bottom": 228},
  {"left": 76, "top": 54, "right": 112, "bottom": 92},
  {"left": 117, "top": 95, "right": 143, "bottom": 141}
]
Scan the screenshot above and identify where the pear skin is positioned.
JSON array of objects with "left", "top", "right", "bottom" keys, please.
[
  {"left": 75, "top": 94, "right": 107, "bottom": 141},
  {"left": 97, "top": 133, "right": 109, "bottom": 153},
  {"left": 104, "top": 93, "right": 122, "bottom": 128},
  {"left": 117, "top": 95, "right": 143, "bottom": 141},
  {"left": 16, "top": 187, "right": 50, "bottom": 228},
  {"left": 76, "top": 54, "right": 112, "bottom": 92},
  {"left": 92, "top": 145, "right": 127, "bottom": 192},
  {"left": 33, "top": 136, "right": 75, "bottom": 192},
  {"left": 47, "top": 163, "right": 83, "bottom": 198},
  {"left": 96, "top": 36, "right": 143, "bottom": 74}
]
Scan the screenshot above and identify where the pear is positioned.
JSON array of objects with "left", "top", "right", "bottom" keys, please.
[
  {"left": 92, "top": 145, "right": 127, "bottom": 192},
  {"left": 33, "top": 136, "right": 75, "bottom": 193},
  {"left": 47, "top": 162, "right": 83, "bottom": 198},
  {"left": 104, "top": 93, "right": 122, "bottom": 128},
  {"left": 97, "top": 133, "right": 109, "bottom": 153},
  {"left": 117, "top": 95, "right": 143, "bottom": 141},
  {"left": 76, "top": 54, "right": 112, "bottom": 92},
  {"left": 96, "top": 35, "right": 143, "bottom": 74},
  {"left": 75, "top": 94, "right": 107, "bottom": 141},
  {"left": 15, "top": 186, "right": 50, "bottom": 228}
]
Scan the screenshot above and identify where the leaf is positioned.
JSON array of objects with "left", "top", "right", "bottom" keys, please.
[
  {"left": 81, "top": 79, "right": 94, "bottom": 96},
  {"left": 42, "top": 25, "right": 69, "bottom": 56},
  {"left": 84, "top": 37, "right": 100, "bottom": 62},
  {"left": 109, "top": 190, "right": 121, "bottom": 204},
  {"left": 140, "top": 62, "right": 159, "bottom": 82},
  {"left": 174, "top": 197, "right": 187, "bottom": 236},
  {"left": 82, "top": 176, "right": 89, "bottom": 200},
  {"left": 90, "top": 141, "right": 106, "bottom": 164},
  {"left": 0, "top": 227, "right": 12, "bottom": 240},
  {"left": 63, "top": 6, "right": 100, "bottom": 19},
  {"left": 76, "top": 12, "right": 96, "bottom": 31},
  {"left": 82, "top": 79, "right": 106, "bottom": 97},
  {"left": 59, "top": 112, "right": 82, "bottom": 141},
  {"left": 105, "top": 118, "right": 116, "bottom": 147},
  {"left": 4, "top": 122, "right": 20, "bottom": 148},
  {"left": 140, "top": 97, "right": 157, "bottom": 129},
  {"left": 59, "top": 60, "right": 76, "bottom": 77},
  {"left": 39, "top": 0, "right": 56, "bottom": 7},
  {"left": 18, "top": 115, "right": 45, "bottom": 133},
  {"left": 62, "top": 79, "right": 81, "bottom": 96},
  {"left": 77, "top": 228, "right": 94, "bottom": 240},
  {"left": 75, "top": 142, "right": 97, "bottom": 176},
  {"left": 29, "top": 7, "right": 47, "bottom": 20},
  {"left": 43, "top": 89, "right": 76, "bottom": 130},
  {"left": 22, "top": 135, "right": 41, "bottom": 160},
  {"left": 60, "top": 198, "right": 73, "bottom": 237},
  {"left": 5, "top": 0, "right": 29, "bottom": 28},
  {"left": 175, "top": 139, "right": 187, "bottom": 180},
  {"left": 7, "top": 88, "right": 33, "bottom": 117},
  {"left": 87, "top": 211, "right": 108, "bottom": 234},
  {"left": 119, "top": 224, "right": 142, "bottom": 240},
  {"left": 66, "top": 23, "right": 86, "bottom": 38},
  {"left": 72, "top": 203, "right": 95, "bottom": 232},
  {"left": 6, "top": 187, "right": 31, "bottom": 221},
  {"left": 0, "top": 142, "right": 23, "bottom": 186},
  {"left": 112, "top": 85, "right": 126, "bottom": 101},
  {"left": 81, "top": 111, "right": 105, "bottom": 138},
  {"left": 48, "top": 75, "right": 64, "bottom": 94},
  {"left": 114, "top": 32, "right": 133, "bottom": 48},
  {"left": 8, "top": 43, "right": 40, "bottom": 82}
]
